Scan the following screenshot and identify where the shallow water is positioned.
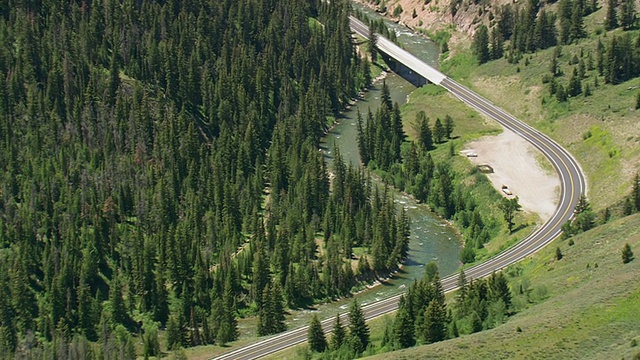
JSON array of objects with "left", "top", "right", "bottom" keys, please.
[{"left": 282, "top": 11, "right": 462, "bottom": 329}]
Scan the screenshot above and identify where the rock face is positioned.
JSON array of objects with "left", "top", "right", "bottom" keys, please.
[{"left": 354, "top": 0, "right": 512, "bottom": 48}]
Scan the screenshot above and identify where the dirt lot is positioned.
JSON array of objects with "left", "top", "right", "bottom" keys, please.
[{"left": 464, "top": 129, "right": 561, "bottom": 222}]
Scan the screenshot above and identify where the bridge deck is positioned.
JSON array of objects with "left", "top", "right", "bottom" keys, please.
[{"left": 349, "top": 16, "right": 446, "bottom": 85}]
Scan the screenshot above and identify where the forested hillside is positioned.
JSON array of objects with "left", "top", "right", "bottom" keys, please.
[{"left": 0, "top": 0, "right": 407, "bottom": 357}]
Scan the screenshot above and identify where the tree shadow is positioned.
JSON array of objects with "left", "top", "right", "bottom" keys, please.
[{"left": 510, "top": 223, "right": 528, "bottom": 234}]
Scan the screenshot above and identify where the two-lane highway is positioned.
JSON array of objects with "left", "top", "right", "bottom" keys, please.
[{"left": 212, "top": 17, "right": 586, "bottom": 360}]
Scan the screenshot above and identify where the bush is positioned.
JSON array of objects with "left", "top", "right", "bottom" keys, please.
[
  {"left": 460, "top": 246, "right": 476, "bottom": 264},
  {"left": 555, "top": 247, "right": 563, "bottom": 261},
  {"left": 622, "top": 243, "right": 635, "bottom": 264},
  {"left": 393, "top": 5, "right": 403, "bottom": 17}
]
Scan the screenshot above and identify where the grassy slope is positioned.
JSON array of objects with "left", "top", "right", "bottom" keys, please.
[
  {"left": 366, "top": 214, "right": 640, "bottom": 360},
  {"left": 448, "top": 6, "right": 640, "bottom": 211}
]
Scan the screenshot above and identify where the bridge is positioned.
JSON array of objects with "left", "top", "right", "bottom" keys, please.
[
  {"left": 350, "top": 17, "right": 444, "bottom": 86},
  {"left": 212, "top": 16, "right": 586, "bottom": 360}
]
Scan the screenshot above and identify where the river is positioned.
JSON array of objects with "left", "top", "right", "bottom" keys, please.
[{"left": 283, "top": 6, "right": 462, "bottom": 330}]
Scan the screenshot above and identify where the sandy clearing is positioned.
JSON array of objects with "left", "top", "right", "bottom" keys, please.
[{"left": 464, "top": 129, "right": 561, "bottom": 222}]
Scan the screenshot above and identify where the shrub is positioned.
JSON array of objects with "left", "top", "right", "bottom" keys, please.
[{"left": 622, "top": 243, "right": 635, "bottom": 264}]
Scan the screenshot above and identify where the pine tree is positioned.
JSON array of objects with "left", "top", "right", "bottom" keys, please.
[
  {"left": 605, "top": 0, "right": 619, "bottom": 30},
  {"left": 444, "top": 115, "right": 455, "bottom": 139},
  {"left": 416, "top": 111, "right": 433, "bottom": 152},
  {"left": 570, "top": 0, "right": 586, "bottom": 42},
  {"left": 596, "top": 38, "right": 605, "bottom": 75},
  {"left": 473, "top": 25, "right": 491, "bottom": 64},
  {"left": 257, "top": 282, "right": 286, "bottom": 336},
  {"left": 256, "top": 285, "right": 272, "bottom": 336},
  {"left": 392, "top": 295, "right": 415, "bottom": 349},
  {"left": 307, "top": 314, "right": 327, "bottom": 352},
  {"left": 330, "top": 313, "right": 346, "bottom": 350},
  {"left": 470, "top": 311, "right": 483, "bottom": 333},
  {"left": 347, "top": 299, "right": 369, "bottom": 353},
  {"left": 0, "top": 276, "right": 17, "bottom": 353},
  {"left": 635, "top": 93, "right": 640, "bottom": 110},
  {"left": 632, "top": 172, "right": 640, "bottom": 211},
  {"left": 556, "top": 83, "right": 567, "bottom": 101},
  {"left": 620, "top": 0, "right": 637, "bottom": 30},
  {"left": 433, "top": 118, "right": 446, "bottom": 144},
  {"left": 166, "top": 312, "right": 184, "bottom": 350},
  {"left": 489, "top": 272, "right": 512, "bottom": 311},
  {"left": 490, "top": 27, "right": 504, "bottom": 60},
  {"left": 217, "top": 277, "right": 238, "bottom": 344},
  {"left": 368, "top": 25, "right": 378, "bottom": 62},
  {"left": 418, "top": 300, "right": 447, "bottom": 344},
  {"left": 556, "top": 246, "right": 564, "bottom": 261},
  {"left": 568, "top": 67, "right": 582, "bottom": 97},
  {"left": 559, "top": 0, "right": 572, "bottom": 44},
  {"left": 622, "top": 243, "right": 635, "bottom": 263},
  {"left": 110, "top": 274, "right": 128, "bottom": 327}
]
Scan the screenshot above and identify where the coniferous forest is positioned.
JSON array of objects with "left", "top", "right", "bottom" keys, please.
[{"left": 0, "top": 0, "right": 411, "bottom": 357}]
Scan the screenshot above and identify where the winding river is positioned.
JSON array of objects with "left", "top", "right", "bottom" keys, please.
[{"left": 280, "top": 5, "right": 462, "bottom": 330}]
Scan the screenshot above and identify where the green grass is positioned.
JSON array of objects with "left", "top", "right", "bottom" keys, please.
[
  {"left": 400, "top": 83, "right": 534, "bottom": 263},
  {"left": 363, "top": 214, "right": 640, "bottom": 360},
  {"left": 445, "top": 10, "right": 640, "bottom": 211}
]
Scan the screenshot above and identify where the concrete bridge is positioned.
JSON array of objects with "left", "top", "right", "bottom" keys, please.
[{"left": 349, "top": 16, "right": 445, "bottom": 87}]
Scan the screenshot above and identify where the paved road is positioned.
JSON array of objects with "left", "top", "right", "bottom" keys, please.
[{"left": 212, "top": 17, "right": 586, "bottom": 360}]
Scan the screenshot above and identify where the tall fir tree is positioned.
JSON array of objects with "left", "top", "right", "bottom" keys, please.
[
  {"left": 347, "top": 299, "right": 369, "bottom": 353},
  {"left": 307, "top": 314, "right": 327, "bottom": 352},
  {"left": 473, "top": 25, "right": 491, "bottom": 64},
  {"left": 393, "top": 295, "right": 416, "bottom": 349},
  {"left": 621, "top": 0, "right": 637, "bottom": 30},
  {"left": 605, "top": 0, "right": 619, "bottom": 30},
  {"left": 330, "top": 313, "right": 346, "bottom": 351}
]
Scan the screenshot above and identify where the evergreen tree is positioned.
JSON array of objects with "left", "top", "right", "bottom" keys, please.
[
  {"left": 393, "top": 295, "right": 415, "bottom": 349},
  {"left": 490, "top": 27, "right": 504, "bottom": 60},
  {"left": 570, "top": 0, "right": 586, "bottom": 42},
  {"left": 596, "top": 38, "right": 606, "bottom": 75},
  {"left": 444, "top": 115, "right": 455, "bottom": 139},
  {"left": 257, "top": 282, "right": 286, "bottom": 336},
  {"left": 307, "top": 314, "right": 327, "bottom": 352},
  {"left": 418, "top": 300, "right": 447, "bottom": 344},
  {"left": 568, "top": 67, "right": 583, "bottom": 97},
  {"left": 556, "top": 247, "right": 564, "bottom": 261},
  {"left": 488, "top": 272, "right": 512, "bottom": 311},
  {"left": 621, "top": 0, "right": 637, "bottom": 30},
  {"left": 217, "top": 277, "right": 238, "bottom": 344},
  {"left": 433, "top": 118, "right": 446, "bottom": 144},
  {"left": 109, "top": 274, "right": 128, "bottom": 327},
  {"left": 330, "top": 313, "right": 346, "bottom": 351},
  {"left": 347, "top": 299, "right": 369, "bottom": 353},
  {"left": 574, "top": 194, "right": 596, "bottom": 232},
  {"left": 632, "top": 173, "right": 640, "bottom": 211},
  {"left": 369, "top": 24, "right": 378, "bottom": 62},
  {"left": 416, "top": 111, "right": 434, "bottom": 152},
  {"left": 470, "top": 311, "right": 483, "bottom": 333},
  {"left": 473, "top": 25, "right": 491, "bottom": 64},
  {"left": 622, "top": 243, "right": 635, "bottom": 263},
  {"left": 605, "top": 0, "right": 619, "bottom": 30}
]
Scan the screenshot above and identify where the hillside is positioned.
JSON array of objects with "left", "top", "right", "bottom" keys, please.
[
  {"left": 354, "top": 0, "right": 512, "bottom": 47},
  {"left": 366, "top": 213, "right": 640, "bottom": 359}
]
